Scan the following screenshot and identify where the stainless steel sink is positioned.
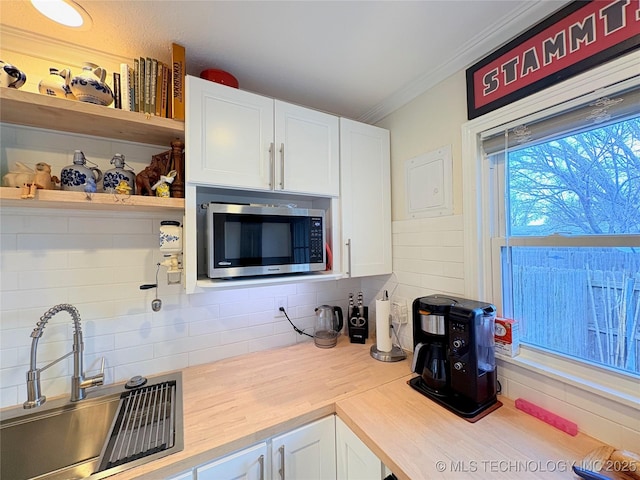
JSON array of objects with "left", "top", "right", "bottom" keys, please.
[{"left": 0, "top": 371, "right": 183, "bottom": 480}]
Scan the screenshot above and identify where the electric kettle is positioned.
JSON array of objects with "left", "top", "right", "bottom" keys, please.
[{"left": 314, "top": 305, "right": 344, "bottom": 348}]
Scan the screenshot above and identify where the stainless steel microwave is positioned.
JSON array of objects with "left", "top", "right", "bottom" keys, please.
[{"left": 206, "top": 203, "right": 326, "bottom": 279}]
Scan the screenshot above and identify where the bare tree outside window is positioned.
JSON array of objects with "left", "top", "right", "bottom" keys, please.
[{"left": 503, "top": 116, "right": 640, "bottom": 375}]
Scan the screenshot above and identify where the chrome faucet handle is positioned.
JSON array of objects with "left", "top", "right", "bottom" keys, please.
[{"left": 83, "top": 357, "right": 105, "bottom": 387}]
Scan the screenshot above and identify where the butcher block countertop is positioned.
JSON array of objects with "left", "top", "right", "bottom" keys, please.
[{"left": 115, "top": 337, "right": 604, "bottom": 480}]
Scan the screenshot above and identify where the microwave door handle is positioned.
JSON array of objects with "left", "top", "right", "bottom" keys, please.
[
  {"left": 279, "top": 142, "right": 285, "bottom": 190},
  {"left": 269, "top": 142, "right": 275, "bottom": 189}
]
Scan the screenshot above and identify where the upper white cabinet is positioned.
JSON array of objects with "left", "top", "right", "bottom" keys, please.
[
  {"left": 271, "top": 416, "right": 337, "bottom": 480},
  {"left": 186, "top": 76, "right": 273, "bottom": 190},
  {"left": 274, "top": 100, "right": 339, "bottom": 196},
  {"left": 186, "top": 76, "right": 339, "bottom": 197},
  {"left": 340, "top": 119, "right": 392, "bottom": 277}
]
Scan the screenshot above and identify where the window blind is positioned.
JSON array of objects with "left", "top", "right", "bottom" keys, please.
[{"left": 481, "top": 82, "right": 640, "bottom": 155}]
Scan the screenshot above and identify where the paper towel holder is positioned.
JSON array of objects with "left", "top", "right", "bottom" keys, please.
[
  {"left": 370, "top": 344, "right": 406, "bottom": 362},
  {"left": 371, "top": 293, "right": 406, "bottom": 362}
]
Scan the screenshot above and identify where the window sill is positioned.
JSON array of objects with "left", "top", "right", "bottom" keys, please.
[{"left": 496, "top": 346, "right": 640, "bottom": 411}]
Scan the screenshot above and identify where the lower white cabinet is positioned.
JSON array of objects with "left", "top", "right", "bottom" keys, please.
[
  {"left": 170, "top": 416, "right": 387, "bottom": 480},
  {"left": 336, "top": 417, "right": 385, "bottom": 480},
  {"left": 197, "top": 442, "right": 268, "bottom": 480},
  {"left": 166, "top": 471, "right": 194, "bottom": 480},
  {"left": 271, "top": 416, "right": 337, "bottom": 480}
]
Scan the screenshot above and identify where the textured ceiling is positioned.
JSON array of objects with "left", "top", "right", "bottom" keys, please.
[{"left": 0, "top": 0, "right": 567, "bottom": 122}]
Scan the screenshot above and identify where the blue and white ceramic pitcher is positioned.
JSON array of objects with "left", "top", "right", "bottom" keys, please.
[
  {"left": 70, "top": 62, "right": 113, "bottom": 106},
  {"left": 0, "top": 60, "right": 27, "bottom": 89}
]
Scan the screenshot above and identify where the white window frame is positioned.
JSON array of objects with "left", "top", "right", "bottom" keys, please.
[{"left": 461, "top": 49, "right": 640, "bottom": 407}]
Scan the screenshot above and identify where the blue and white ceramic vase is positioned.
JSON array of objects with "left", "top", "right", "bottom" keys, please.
[
  {"left": 38, "top": 67, "right": 76, "bottom": 100},
  {"left": 103, "top": 153, "right": 136, "bottom": 194},
  {"left": 70, "top": 62, "right": 113, "bottom": 106},
  {"left": 60, "top": 150, "right": 103, "bottom": 192}
]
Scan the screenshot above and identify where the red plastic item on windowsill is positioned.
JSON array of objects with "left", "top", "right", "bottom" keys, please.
[{"left": 515, "top": 398, "right": 578, "bottom": 436}]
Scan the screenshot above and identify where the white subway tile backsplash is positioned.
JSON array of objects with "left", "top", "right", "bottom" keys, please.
[
  {"left": 188, "top": 342, "right": 249, "bottom": 366},
  {"left": 0, "top": 347, "right": 18, "bottom": 368},
  {"left": 108, "top": 344, "right": 155, "bottom": 366},
  {"left": 249, "top": 331, "right": 298, "bottom": 353},
  {"left": 18, "top": 233, "right": 113, "bottom": 250},
  {"left": 2, "top": 250, "right": 68, "bottom": 272},
  {"left": 153, "top": 331, "right": 218, "bottom": 357},
  {"left": 0, "top": 233, "right": 17, "bottom": 250},
  {"left": 219, "top": 297, "right": 273, "bottom": 317},
  {"left": 1, "top": 270, "right": 19, "bottom": 290},
  {"left": 68, "top": 217, "right": 154, "bottom": 235},
  {"left": 0, "top": 386, "right": 18, "bottom": 409},
  {"left": 113, "top": 354, "right": 190, "bottom": 381},
  {"left": 0, "top": 192, "right": 366, "bottom": 407},
  {"left": 221, "top": 324, "right": 275, "bottom": 345}
]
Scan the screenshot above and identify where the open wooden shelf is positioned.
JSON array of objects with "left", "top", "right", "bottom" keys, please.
[
  {"left": 0, "top": 186, "right": 184, "bottom": 212},
  {"left": 0, "top": 87, "right": 184, "bottom": 146}
]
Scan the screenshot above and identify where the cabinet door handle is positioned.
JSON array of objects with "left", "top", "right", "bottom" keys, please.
[
  {"left": 278, "top": 445, "right": 285, "bottom": 479},
  {"left": 258, "top": 454, "right": 265, "bottom": 480},
  {"left": 279, "top": 142, "right": 285, "bottom": 190},
  {"left": 346, "top": 238, "right": 352, "bottom": 277},
  {"left": 269, "top": 142, "right": 275, "bottom": 188}
]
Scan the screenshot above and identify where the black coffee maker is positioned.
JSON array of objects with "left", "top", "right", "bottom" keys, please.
[{"left": 409, "top": 294, "right": 500, "bottom": 419}]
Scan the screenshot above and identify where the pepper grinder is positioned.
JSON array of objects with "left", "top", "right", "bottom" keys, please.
[{"left": 169, "top": 139, "right": 185, "bottom": 199}]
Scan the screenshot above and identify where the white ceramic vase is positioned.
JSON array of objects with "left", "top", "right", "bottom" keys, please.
[{"left": 70, "top": 62, "right": 113, "bottom": 106}]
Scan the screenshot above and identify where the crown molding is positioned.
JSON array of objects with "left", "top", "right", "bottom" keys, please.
[
  {"left": 359, "top": 1, "right": 567, "bottom": 124},
  {"left": 0, "top": 25, "right": 131, "bottom": 67}
]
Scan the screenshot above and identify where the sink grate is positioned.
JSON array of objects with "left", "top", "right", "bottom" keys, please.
[{"left": 97, "top": 380, "right": 176, "bottom": 471}]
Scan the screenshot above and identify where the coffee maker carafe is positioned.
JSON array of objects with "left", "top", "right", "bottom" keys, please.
[
  {"left": 409, "top": 295, "right": 500, "bottom": 419},
  {"left": 411, "top": 296, "right": 451, "bottom": 393}
]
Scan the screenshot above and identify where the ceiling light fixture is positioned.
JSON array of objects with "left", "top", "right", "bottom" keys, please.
[{"left": 30, "top": 0, "right": 93, "bottom": 29}]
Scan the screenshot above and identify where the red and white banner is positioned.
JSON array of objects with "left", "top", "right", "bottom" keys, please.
[{"left": 466, "top": 0, "right": 640, "bottom": 119}]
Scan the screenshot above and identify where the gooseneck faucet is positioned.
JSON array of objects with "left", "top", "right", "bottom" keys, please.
[{"left": 24, "top": 304, "right": 104, "bottom": 409}]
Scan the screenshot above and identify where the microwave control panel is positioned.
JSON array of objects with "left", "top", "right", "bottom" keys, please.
[{"left": 310, "top": 217, "right": 324, "bottom": 263}]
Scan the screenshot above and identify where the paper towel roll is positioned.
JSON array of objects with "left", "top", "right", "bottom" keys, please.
[{"left": 375, "top": 299, "right": 393, "bottom": 352}]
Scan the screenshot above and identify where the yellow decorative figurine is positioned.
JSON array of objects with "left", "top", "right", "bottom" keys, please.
[
  {"left": 114, "top": 180, "right": 132, "bottom": 195},
  {"left": 151, "top": 170, "right": 177, "bottom": 198}
]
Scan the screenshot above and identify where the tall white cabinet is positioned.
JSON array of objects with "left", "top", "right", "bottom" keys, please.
[
  {"left": 186, "top": 76, "right": 339, "bottom": 197},
  {"left": 339, "top": 119, "right": 392, "bottom": 277}
]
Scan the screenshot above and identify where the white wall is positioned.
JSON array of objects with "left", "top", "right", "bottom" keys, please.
[{"left": 371, "top": 72, "right": 468, "bottom": 350}]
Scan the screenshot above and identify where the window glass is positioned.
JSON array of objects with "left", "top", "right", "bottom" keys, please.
[
  {"left": 507, "top": 117, "right": 640, "bottom": 236},
  {"left": 494, "top": 113, "right": 640, "bottom": 376}
]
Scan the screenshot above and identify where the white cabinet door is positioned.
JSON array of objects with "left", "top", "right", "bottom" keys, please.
[
  {"left": 271, "top": 416, "right": 336, "bottom": 480},
  {"left": 336, "top": 417, "right": 384, "bottom": 480},
  {"left": 339, "top": 119, "right": 392, "bottom": 277},
  {"left": 186, "top": 75, "right": 273, "bottom": 190},
  {"left": 166, "top": 471, "right": 194, "bottom": 480},
  {"left": 275, "top": 101, "right": 340, "bottom": 197},
  {"left": 197, "top": 442, "right": 268, "bottom": 480}
]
